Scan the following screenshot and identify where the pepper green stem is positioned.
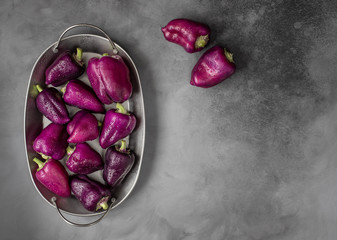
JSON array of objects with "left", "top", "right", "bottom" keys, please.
[
  {"left": 97, "top": 121, "right": 102, "bottom": 127},
  {"left": 30, "top": 85, "right": 39, "bottom": 98},
  {"left": 39, "top": 153, "right": 51, "bottom": 160},
  {"left": 115, "top": 140, "right": 130, "bottom": 154},
  {"left": 66, "top": 146, "right": 75, "bottom": 155},
  {"left": 100, "top": 201, "right": 109, "bottom": 210},
  {"left": 35, "top": 84, "right": 43, "bottom": 93},
  {"left": 76, "top": 48, "right": 83, "bottom": 62},
  {"left": 33, "top": 157, "right": 45, "bottom": 171},
  {"left": 195, "top": 34, "right": 209, "bottom": 49},
  {"left": 115, "top": 103, "right": 128, "bottom": 115},
  {"left": 96, "top": 196, "right": 110, "bottom": 211},
  {"left": 60, "top": 86, "right": 66, "bottom": 94},
  {"left": 120, "top": 140, "right": 127, "bottom": 151},
  {"left": 224, "top": 48, "right": 235, "bottom": 63},
  {"left": 60, "top": 82, "right": 69, "bottom": 94},
  {"left": 102, "top": 53, "right": 109, "bottom": 56}
]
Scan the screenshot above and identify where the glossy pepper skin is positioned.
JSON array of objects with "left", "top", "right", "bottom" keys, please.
[
  {"left": 67, "top": 110, "right": 99, "bottom": 143},
  {"left": 33, "top": 123, "right": 68, "bottom": 160},
  {"left": 71, "top": 175, "right": 112, "bottom": 211},
  {"left": 45, "top": 48, "right": 84, "bottom": 87},
  {"left": 87, "top": 54, "right": 132, "bottom": 104},
  {"left": 99, "top": 103, "right": 136, "bottom": 149},
  {"left": 62, "top": 79, "right": 105, "bottom": 113},
  {"left": 191, "top": 46, "right": 236, "bottom": 88},
  {"left": 103, "top": 140, "right": 135, "bottom": 188},
  {"left": 161, "top": 19, "right": 210, "bottom": 53},
  {"left": 35, "top": 85, "right": 70, "bottom": 124},
  {"left": 66, "top": 143, "right": 103, "bottom": 174},
  {"left": 33, "top": 157, "right": 71, "bottom": 197}
]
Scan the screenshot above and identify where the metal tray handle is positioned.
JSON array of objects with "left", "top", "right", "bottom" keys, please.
[
  {"left": 51, "top": 197, "right": 116, "bottom": 227},
  {"left": 53, "top": 23, "right": 119, "bottom": 54}
]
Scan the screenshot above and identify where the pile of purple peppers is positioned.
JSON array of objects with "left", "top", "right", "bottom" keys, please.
[
  {"left": 161, "top": 18, "right": 236, "bottom": 87},
  {"left": 32, "top": 48, "right": 137, "bottom": 212}
]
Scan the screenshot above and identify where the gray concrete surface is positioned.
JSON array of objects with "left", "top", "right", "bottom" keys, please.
[{"left": 1, "top": 0, "right": 337, "bottom": 239}]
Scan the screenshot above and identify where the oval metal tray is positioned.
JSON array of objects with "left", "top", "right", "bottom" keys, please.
[{"left": 24, "top": 24, "right": 145, "bottom": 226}]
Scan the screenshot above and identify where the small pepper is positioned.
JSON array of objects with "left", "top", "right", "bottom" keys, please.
[
  {"left": 66, "top": 143, "right": 103, "bottom": 174},
  {"left": 35, "top": 85, "right": 70, "bottom": 124},
  {"left": 161, "top": 18, "right": 210, "bottom": 53},
  {"left": 67, "top": 110, "right": 100, "bottom": 143},
  {"left": 191, "top": 45, "right": 236, "bottom": 88},
  {"left": 45, "top": 48, "right": 84, "bottom": 87},
  {"left": 33, "top": 123, "right": 68, "bottom": 160},
  {"left": 87, "top": 54, "right": 132, "bottom": 104},
  {"left": 33, "top": 157, "right": 71, "bottom": 197},
  {"left": 103, "top": 140, "right": 135, "bottom": 188},
  {"left": 62, "top": 79, "right": 105, "bottom": 113},
  {"left": 99, "top": 103, "right": 136, "bottom": 149},
  {"left": 70, "top": 175, "right": 112, "bottom": 211}
]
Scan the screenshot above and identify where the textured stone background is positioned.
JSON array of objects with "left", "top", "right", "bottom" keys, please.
[{"left": 1, "top": 0, "right": 337, "bottom": 239}]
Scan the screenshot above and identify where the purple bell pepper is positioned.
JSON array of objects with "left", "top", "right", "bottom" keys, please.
[
  {"left": 70, "top": 175, "right": 112, "bottom": 211},
  {"left": 62, "top": 79, "right": 105, "bottom": 113},
  {"left": 66, "top": 143, "right": 103, "bottom": 174},
  {"left": 161, "top": 18, "right": 210, "bottom": 53},
  {"left": 191, "top": 45, "right": 236, "bottom": 88},
  {"left": 33, "top": 157, "right": 71, "bottom": 197},
  {"left": 99, "top": 103, "right": 136, "bottom": 149},
  {"left": 67, "top": 110, "right": 100, "bottom": 143},
  {"left": 35, "top": 85, "right": 70, "bottom": 124},
  {"left": 45, "top": 48, "right": 84, "bottom": 87},
  {"left": 87, "top": 54, "right": 132, "bottom": 104},
  {"left": 103, "top": 140, "right": 135, "bottom": 188},
  {"left": 33, "top": 123, "right": 68, "bottom": 160}
]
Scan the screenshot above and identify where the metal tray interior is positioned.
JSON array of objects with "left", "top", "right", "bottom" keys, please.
[{"left": 24, "top": 34, "right": 145, "bottom": 216}]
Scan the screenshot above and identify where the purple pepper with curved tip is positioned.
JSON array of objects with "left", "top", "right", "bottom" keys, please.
[
  {"left": 66, "top": 143, "right": 103, "bottom": 174},
  {"left": 45, "top": 48, "right": 85, "bottom": 87},
  {"left": 161, "top": 18, "right": 210, "bottom": 53},
  {"left": 71, "top": 175, "right": 112, "bottom": 211},
  {"left": 33, "top": 157, "right": 71, "bottom": 197},
  {"left": 87, "top": 54, "right": 132, "bottom": 104},
  {"left": 67, "top": 110, "right": 100, "bottom": 143},
  {"left": 35, "top": 85, "right": 70, "bottom": 124},
  {"left": 103, "top": 140, "right": 135, "bottom": 188},
  {"left": 99, "top": 103, "right": 136, "bottom": 149},
  {"left": 62, "top": 79, "right": 105, "bottom": 113},
  {"left": 191, "top": 45, "right": 236, "bottom": 88},
  {"left": 33, "top": 123, "right": 68, "bottom": 160}
]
